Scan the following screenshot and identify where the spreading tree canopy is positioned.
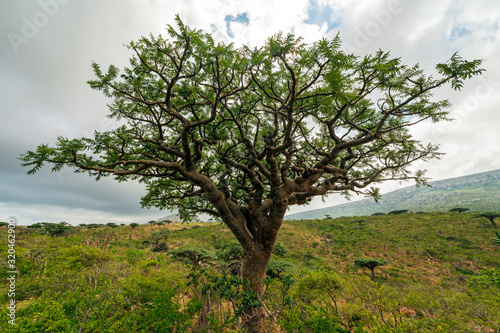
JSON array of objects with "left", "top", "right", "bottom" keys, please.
[{"left": 20, "top": 17, "right": 483, "bottom": 332}]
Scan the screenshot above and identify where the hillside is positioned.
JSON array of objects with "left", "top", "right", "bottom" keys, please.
[
  {"left": 1, "top": 213, "right": 499, "bottom": 332},
  {"left": 286, "top": 169, "right": 500, "bottom": 220}
]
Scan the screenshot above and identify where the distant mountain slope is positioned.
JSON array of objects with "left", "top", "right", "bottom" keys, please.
[{"left": 285, "top": 169, "right": 500, "bottom": 220}]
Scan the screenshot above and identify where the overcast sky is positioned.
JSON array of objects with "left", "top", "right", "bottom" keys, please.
[{"left": 1, "top": 0, "right": 499, "bottom": 225}]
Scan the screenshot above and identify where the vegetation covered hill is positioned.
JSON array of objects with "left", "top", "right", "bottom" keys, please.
[
  {"left": 1, "top": 212, "right": 499, "bottom": 332},
  {"left": 286, "top": 169, "right": 500, "bottom": 220}
]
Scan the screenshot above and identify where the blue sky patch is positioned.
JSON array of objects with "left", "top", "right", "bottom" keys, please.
[
  {"left": 224, "top": 13, "right": 250, "bottom": 38},
  {"left": 305, "top": 0, "right": 340, "bottom": 31},
  {"left": 449, "top": 24, "right": 471, "bottom": 40}
]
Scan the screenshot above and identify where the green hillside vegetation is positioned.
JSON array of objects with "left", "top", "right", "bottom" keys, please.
[
  {"left": 286, "top": 169, "right": 500, "bottom": 220},
  {"left": 1, "top": 212, "right": 499, "bottom": 332}
]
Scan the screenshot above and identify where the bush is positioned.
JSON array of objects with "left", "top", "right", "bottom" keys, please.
[
  {"left": 266, "top": 260, "right": 296, "bottom": 279},
  {"left": 152, "top": 242, "right": 169, "bottom": 252},
  {"left": 216, "top": 241, "right": 244, "bottom": 262},
  {"left": 273, "top": 242, "right": 288, "bottom": 257}
]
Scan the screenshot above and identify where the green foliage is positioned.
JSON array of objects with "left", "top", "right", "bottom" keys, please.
[
  {"left": 60, "top": 245, "right": 114, "bottom": 269},
  {"left": 129, "top": 223, "right": 139, "bottom": 229},
  {"left": 215, "top": 241, "right": 244, "bottom": 262},
  {"left": 150, "top": 229, "right": 170, "bottom": 252},
  {"left": 494, "top": 231, "right": 500, "bottom": 245},
  {"left": 267, "top": 259, "right": 296, "bottom": 279},
  {"left": 297, "top": 270, "right": 342, "bottom": 300},
  {"left": 20, "top": 19, "right": 484, "bottom": 223},
  {"left": 474, "top": 212, "right": 500, "bottom": 228},
  {"left": 168, "top": 246, "right": 215, "bottom": 270},
  {"left": 43, "top": 222, "right": 72, "bottom": 237},
  {"left": 353, "top": 258, "right": 388, "bottom": 277},
  {"left": 467, "top": 269, "right": 500, "bottom": 288},
  {"left": 273, "top": 242, "right": 288, "bottom": 257},
  {"left": 435, "top": 52, "right": 485, "bottom": 90}
]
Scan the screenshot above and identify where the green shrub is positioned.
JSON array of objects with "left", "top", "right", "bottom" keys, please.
[
  {"left": 273, "top": 242, "right": 288, "bottom": 257},
  {"left": 266, "top": 259, "right": 296, "bottom": 279}
]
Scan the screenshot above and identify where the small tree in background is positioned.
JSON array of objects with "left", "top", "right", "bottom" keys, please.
[
  {"left": 388, "top": 210, "right": 409, "bottom": 215},
  {"left": 43, "top": 222, "right": 72, "bottom": 237},
  {"left": 129, "top": 222, "right": 140, "bottom": 239},
  {"left": 449, "top": 207, "right": 469, "bottom": 213},
  {"left": 168, "top": 247, "right": 215, "bottom": 271},
  {"left": 353, "top": 258, "right": 388, "bottom": 278},
  {"left": 474, "top": 212, "right": 500, "bottom": 228},
  {"left": 353, "top": 219, "right": 365, "bottom": 226},
  {"left": 106, "top": 222, "right": 118, "bottom": 228},
  {"left": 151, "top": 229, "right": 170, "bottom": 252}
]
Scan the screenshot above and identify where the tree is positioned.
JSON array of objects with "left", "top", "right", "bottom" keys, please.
[
  {"left": 388, "top": 209, "right": 409, "bottom": 215},
  {"left": 129, "top": 222, "right": 140, "bottom": 240},
  {"left": 151, "top": 229, "right": 170, "bottom": 251},
  {"left": 353, "top": 258, "right": 388, "bottom": 278},
  {"left": 106, "top": 222, "right": 118, "bottom": 228},
  {"left": 474, "top": 212, "right": 500, "bottom": 228},
  {"left": 43, "top": 222, "right": 72, "bottom": 237},
  {"left": 168, "top": 247, "right": 215, "bottom": 270},
  {"left": 449, "top": 207, "right": 469, "bottom": 213},
  {"left": 19, "top": 18, "right": 483, "bottom": 332}
]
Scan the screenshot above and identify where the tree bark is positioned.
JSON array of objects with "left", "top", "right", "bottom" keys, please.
[
  {"left": 240, "top": 243, "right": 273, "bottom": 333},
  {"left": 238, "top": 209, "right": 284, "bottom": 333}
]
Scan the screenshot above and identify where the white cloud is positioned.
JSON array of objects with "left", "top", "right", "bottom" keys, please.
[{"left": 1, "top": 0, "right": 499, "bottom": 221}]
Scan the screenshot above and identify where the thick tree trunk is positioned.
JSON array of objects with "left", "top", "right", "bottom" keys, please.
[
  {"left": 240, "top": 244, "right": 273, "bottom": 333},
  {"left": 224, "top": 198, "right": 286, "bottom": 332}
]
